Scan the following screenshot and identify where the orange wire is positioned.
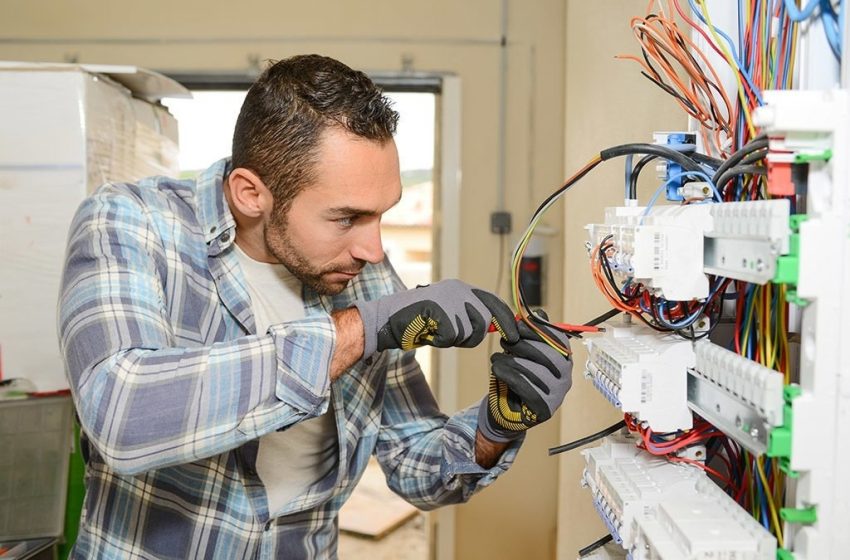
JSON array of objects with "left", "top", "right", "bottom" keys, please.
[{"left": 617, "top": 0, "right": 734, "bottom": 155}]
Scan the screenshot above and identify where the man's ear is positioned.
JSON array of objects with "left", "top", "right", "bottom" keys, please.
[{"left": 226, "top": 167, "right": 274, "bottom": 218}]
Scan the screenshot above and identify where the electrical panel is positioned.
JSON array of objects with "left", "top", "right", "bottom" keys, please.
[{"left": 517, "top": 3, "right": 850, "bottom": 559}]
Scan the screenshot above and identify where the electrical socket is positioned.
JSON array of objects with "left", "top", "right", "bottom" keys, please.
[{"left": 490, "top": 211, "right": 512, "bottom": 234}]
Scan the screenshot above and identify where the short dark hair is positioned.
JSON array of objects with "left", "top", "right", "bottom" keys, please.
[{"left": 232, "top": 54, "right": 399, "bottom": 213}]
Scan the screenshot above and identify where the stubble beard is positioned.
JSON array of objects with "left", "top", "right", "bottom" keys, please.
[{"left": 263, "top": 213, "right": 361, "bottom": 296}]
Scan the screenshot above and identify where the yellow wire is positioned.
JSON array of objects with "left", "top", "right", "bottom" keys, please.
[
  {"left": 756, "top": 456, "right": 785, "bottom": 547},
  {"left": 745, "top": 453, "right": 759, "bottom": 518},
  {"left": 764, "top": 285, "right": 775, "bottom": 368},
  {"left": 510, "top": 155, "right": 601, "bottom": 358},
  {"left": 779, "top": 286, "right": 790, "bottom": 383},
  {"left": 697, "top": 0, "right": 757, "bottom": 137},
  {"left": 772, "top": 458, "right": 786, "bottom": 530},
  {"left": 788, "top": 23, "right": 798, "bottom": 89},
  {"left": 761, "top": 286, "right": 769, "bottom": 368},
  {"left": 741, "top": 286, "right": 758, "bottom": 357}
]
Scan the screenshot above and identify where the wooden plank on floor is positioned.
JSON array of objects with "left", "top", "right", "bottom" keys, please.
[{"left": 339, "top": 460, "right": 419, "bottom": 539}]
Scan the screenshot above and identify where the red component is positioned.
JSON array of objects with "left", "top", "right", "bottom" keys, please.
[
  {"left": 767, "top": 158, "right": 794, "bottom": 196},
  {"left": 521, "top": 260, "right": 540, "bottom": 272}
]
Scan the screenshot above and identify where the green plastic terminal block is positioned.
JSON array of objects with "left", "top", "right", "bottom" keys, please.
[
  {"left": 777, "top": 548, "right": 796, "bottom": 560},
  {"left": 780, "top": 506, "right": 818, "bottom": 525},
  {"left": 773, "top": 215, "right": 808, "bottom": 305},
  {"left": 768, "top": 385, "right": 801, "bottom": 477},
  {"left": 793, "top": 149, "right": 832, "bottom": 163}
]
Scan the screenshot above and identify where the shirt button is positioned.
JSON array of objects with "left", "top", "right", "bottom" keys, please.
[
  {"left": 219, "top": 232, "right": 230, "bottom": 243},
  {"left": 364, "top": 356, "right": 373, "bottom": 366},
  {"left": 209, "top": 226, "right": 217, "bottom": 234},
  {"left": 246, "top": 467, "right": 257, "bottom": 477},
  {"left": 264, "top": 521, "right": 273, "bottom": 531}
]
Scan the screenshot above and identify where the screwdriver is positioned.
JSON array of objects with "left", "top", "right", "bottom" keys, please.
[{"left": 487, "top": 318, "right": 603, "bottom": 334}]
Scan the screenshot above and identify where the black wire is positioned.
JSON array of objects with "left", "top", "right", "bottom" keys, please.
[
  {"left": 516, "top": 159, "right": 605, "bottom": 321},
  {"left": 598, "top": 240, "right": 633, "bottom": 305},
  {"left": 690, "top": 152, "right": 723, "bottom": 169},
  {"left": 578, "top": 534, "right": 614, "bottom": 558},
  {"left": 711, "top": 135, "right": 768, "bottom": 185},
  {"left": 583, "top": 308, "right": 621, "bottom": 327},
  {"left": 738, "top": 148, "right": 768, "bottom": 166},
  {"left": 600, "top": 143, "right": 704, "bottom": 174},
  {"left": 539, "top": 307, "right": 622, "bottom": 341},
  {"left": 639, "top": 71, "right": 700, "bottom": 115},
  {"left": 548, "top": 420, "right": 627, "bottom": 455},
  {"left": 527, "top": 159, "right": 603, "bottom": 224},
  {"left": 629, "top": 154, "right": 657, "bottom": 199},
  {"left": 715, "top": 164, "right": 766, "bottom": 193}
]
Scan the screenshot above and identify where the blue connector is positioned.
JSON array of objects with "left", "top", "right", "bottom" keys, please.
[
  {"left": 592, "top": 375, "right": 622, "bottom": 408},
  {"left": 660, "top": 132, "right": 697, "bottom": 201},
  {"left": 591, "top": 494, "right": 623, "bottom": 544}
]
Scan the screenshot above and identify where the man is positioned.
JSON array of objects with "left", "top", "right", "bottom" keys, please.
[{"left": 59, "top": 54, "right": 572, "bottom": 559}]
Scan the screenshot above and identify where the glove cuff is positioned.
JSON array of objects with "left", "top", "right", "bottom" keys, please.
[
  {"left": 352, "top": 300, "right": 379, "bottom": 359},
  {"left": 477, "top": 396, "right": 523, "bottom": 444}
]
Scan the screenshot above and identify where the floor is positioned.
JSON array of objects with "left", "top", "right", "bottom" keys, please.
[
  {"left": 339, "top": 513, "right": 427, "bottom": 560},
  {"left": 337, "top": 458, "right": 428, "bottom": 560}
]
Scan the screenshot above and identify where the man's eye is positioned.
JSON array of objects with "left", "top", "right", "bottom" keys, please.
[{"left": 335, "top": 217, "right": 355, "bottom": 228}]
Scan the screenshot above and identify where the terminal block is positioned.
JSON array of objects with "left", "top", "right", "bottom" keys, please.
[
  {"left": 630, "top": 476, "right": 777, "bottom": 559},
  {"left": 585, "top": 322, "right": 694, "bottom": 432},
  {"left": 582, "top": 435, "right": 776, "bottom": 559},
  {"left": 686, "top": 340, "right": 785, "bottom": 454},
  {"left": 703, "top": 199, "right": 791, "bottom": 284},
  {"left": 586, "top": 204, "right": 712, "bottom": 301},
  {"left": 588, "top": 199, "right": 792, "bottom": 296},
  {"left": 581, "top": 433, "right": 703, "bottom": 549}
]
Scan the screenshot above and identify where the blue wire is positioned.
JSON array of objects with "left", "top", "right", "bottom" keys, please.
[
  {"left": 784, "top": 0, "right": 821, "bottom": 20},
  {"left": 783, "top": 0, "right": 843, "bottom": 58},
  {"left": 821, "top": 0, "right": 843, "bottom": 58},
  {"left": 653, "top": 275, "right": 725, "bottom": 330},
  {"left": 744, "top": 284, "right": 757, "bottom": 359},
  {"left": 738, "top": 0, "right": 747, "bottom": 66},
  {"left": 779, "top": 2, "right": 795, "bottom": 88},
  {"left": 687, "top": 0, "right": 766, "bottom": 105}
]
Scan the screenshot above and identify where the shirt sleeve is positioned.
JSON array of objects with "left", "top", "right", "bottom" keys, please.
[
  {"left": 59, "top": 187, "right": 334, "bottom": 476},
  {"left": 374, "top": 348, "right": 524, "bottom": 510}
]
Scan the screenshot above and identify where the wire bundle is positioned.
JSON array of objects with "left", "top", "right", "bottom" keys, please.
[
  {"left": 509, "top": 143, "right": 720, "bottom": 352},
  {"left": 590, "top": 234, "right": 729, "bottom": 338},
  {"left": 524, "top": 5, "right": 810, "bottom": 549},
  {"left": 618, "top": 1, "right": 735, "bottom": 155}
]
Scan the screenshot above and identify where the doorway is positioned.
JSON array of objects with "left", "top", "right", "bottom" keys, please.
[{"left": 162, "top": 80, "right": 440, "bottom": 560}]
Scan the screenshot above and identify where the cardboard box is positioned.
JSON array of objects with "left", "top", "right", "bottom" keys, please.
[{"left": 0, "top": 63, "right": 187, "bottom": 391}]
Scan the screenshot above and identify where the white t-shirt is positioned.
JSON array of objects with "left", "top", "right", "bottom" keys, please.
[{"left": 233, "top": 243, "right": 338, "bottom": 514}]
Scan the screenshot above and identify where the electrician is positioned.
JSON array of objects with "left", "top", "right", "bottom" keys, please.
[{"left": 58, "top": 54, "right": 573, "bottom": 559}]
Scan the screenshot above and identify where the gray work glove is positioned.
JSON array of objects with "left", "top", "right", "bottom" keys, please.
[
  {"left": 478, "top": 312, "right": 573, "bottom": 443},
  {"left": 353, "top": 279, "right": 520, "bottom": 357}
]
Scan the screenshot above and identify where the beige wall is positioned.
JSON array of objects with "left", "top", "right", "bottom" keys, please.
[
  {"left": 0, "top": 1, "right": 567, "bottom": 558},
  {"left": 557, "top": 3, "right": 686, "bottom": 559}
]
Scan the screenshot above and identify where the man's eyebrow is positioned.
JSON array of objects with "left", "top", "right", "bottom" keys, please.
[
  {"left": 325, "top": 195, "right": 402, "bottom": 217},
  {"left": 325, "top": 206, "right": 379, "bottom": 218}
]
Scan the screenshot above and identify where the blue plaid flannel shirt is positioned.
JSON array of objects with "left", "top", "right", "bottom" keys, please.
[{"left": 58, "top": 159, "right": 522, "bottom": 559}]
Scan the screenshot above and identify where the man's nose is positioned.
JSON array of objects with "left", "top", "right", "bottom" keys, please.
[{"left": 350, "top": 219, "right": 385, "bottom": 264}]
